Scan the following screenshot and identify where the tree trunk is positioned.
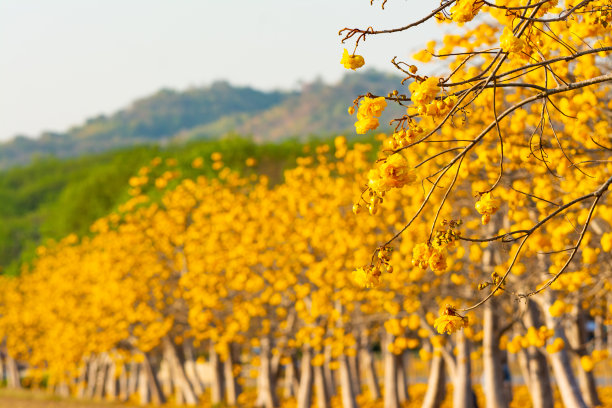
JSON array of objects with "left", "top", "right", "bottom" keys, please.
[
  {"left": 224, "top": 344, "right": 241, "bottom": 406},
  {"left": 422, "top": 353, "right": 446, "bottom": 408},
  {"left": 210, "top": 343, "right": 225, "bottom": 405},
  {"left": 283, "top": 355, "right": 299, "bottom": 398},
  {"left": 538, "top": 295, "right": 587, "bottom": 408},
  {"left": 297, "top": 346, "right": 314, "bottom": 408},
  {"left": 453, "top": 330, "right": 475, "bottom": 408},
  {"left": 105, "top": 357, "right": 117, "bottom": 401},
  {"left": 183, "top": 340, "right": 204, "bottom": 397},
  {"left": 85, "top": 355, "right": 99, "bottom": 398},
  {"left": 163, "top": 337, "right": 198, "bottom": 405},
  {"left": 339, "top": 354, "right": 358, "bottom": 408},
  {"left": 396, "top": 351, "right": 409, "bottom": 403},
  {"left": 567, "top": 306, "right": 601, "bottom": 408},
  {"left": 127, "top": 361, "right": 139, "bottom": 400},
  {"left": 314, "top": 362, "right": 331, "bottom": 408},
  {"left": 324, "top": 344, "right": 337, "bottom": 397},
  {"left": 483, "top": 299, "right": 509, "bottom": 408},
  {"left": 520, "top": 300, "right": 554, "bottom": 408},
  {"left": 5, "top": 352, "right": 20, "bottom": 389},
  {"left": 348, "top": 351, "right": 361, "bottom": 395},
  {"left": 383, "top": 331, "right": 399, "bottom": 408},
  {"left": 93, "top": 354, "right": 108, "bottom": 400},
  {"left": 138, "top": 362, "right": 150, "bottom": 405},
  {"left": 141, "top": 352, "right": 165, "bottom": 405},
  {"left": 256, "top": 336, "right": 279, "bottom": 408},
  {"left": 76, "top": 360, "right": 87, "bottom": 399},
  {"left": 359, "top": 333, "right": 381, "bottom": 401},
  {"left": 118, "top": 364, "right": 128, "bottom": 402}
]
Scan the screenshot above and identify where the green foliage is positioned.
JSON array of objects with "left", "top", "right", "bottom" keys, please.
[{"left": 0, "top": 134, "right": 358, "bottom": 276}]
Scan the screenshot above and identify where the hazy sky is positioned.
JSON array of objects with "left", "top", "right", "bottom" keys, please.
[{"left": 0, "top": 0, "right": 441, "bottom": 141}]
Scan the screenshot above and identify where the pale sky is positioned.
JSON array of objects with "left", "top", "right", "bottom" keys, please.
[{"left": 0, "top": 0, "right": 441, "bottom": 141}]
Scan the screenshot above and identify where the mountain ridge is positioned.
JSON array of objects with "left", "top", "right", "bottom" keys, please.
[{"left": 0, "top": 70, "right": 406, "bottom": 169}]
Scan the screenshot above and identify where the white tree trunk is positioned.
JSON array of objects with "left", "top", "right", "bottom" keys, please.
[
  {"left": 359, "top": 333, "right": 381, "bottom": 400},
  {"left": 141, "top": 353, "right": 165, "bottom": 405},
  {"left": 396, "top": 351, "right": 409, "bottom": 403},
  {"left": 567, "top": 307, "right": 600, "bottom": 407},
  {"left": 314, "top": 362, "right": 331, "bottom": 408},
  {"left": 209, "top": 343, "right": 225, "bottom": 405},
  {"left": 183, "top": 340, "right": 204, "bottom": 396},
  {"left": 283, "top": 355, "right": 299, "bottom": 398},
  {"left": 297, "top": 346, "right": 314, "bottom": 408},
  {"left": 483, "top": 299, "right": 508, "bottom": 408},
  {"left": 520, "top": 300, "right": 554, "bottom": 408},
  {"left": 383, "top": 331, "right": 399, "bottom": 408},
  {"left": 224, "top": 344, "right": 241, "bottom": 406},
  {"left": 127, "top": 361, "right": 139, "bottom": 400},
  {"left": 422, "top": 353, "right": 446, "bottom": 408},
  {"left": 105, "top": 358, "right": 117, "bottom": 401},
  {"left": 452, "top": 330, "right": 475, "bottom": 408},
  {"left": 256, "top": 336, "right": 279, "bottom": 408},
  {"left": 339, "top": 354, "right": 358, "bottom": 408},
  {"left": 163, "top": 337, "right": 198, "bottom": 405},
  {"left": 538, "top": 295, "right": 587, "bottom": 408}
]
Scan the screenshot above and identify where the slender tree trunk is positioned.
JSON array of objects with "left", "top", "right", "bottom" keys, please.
[
  {"left": 567, "top": 306, "right": 601, "bottom": 408},
  {"left": 118, "top": 364, "right": 128, "bottom": 402},
  {"left": 314, "top": 362, "right": 331, "bottom": 408},
  {"left": 594, "top": 315, "right": 605, "bottom": 351},
  {"left": 85, "top": 355, "right": 99, "bottom": 398},
  {"left": 538, "top": 295, "right": 587, "bottom": 408},
  {"left": 348, "top": 351, "right": 361, "bottom": 395},
  {"left": 339, "top": 354, "right": 358, "bottom": 408},
  {"left": 0, "top": 351, "right": 4, "bottom": 385},
  {"left": 283, "top": 355, "right": 299, "bottom": 398},
  {"left": 142, "top": 353, "right": 165, "bottom": 405},
  {"left": 422, "top": 353, "right": 446, "bottom": 408},
  {"left": 183, "top": 340, "right": 204, "bottom": 397},
  {"left": 396, "top": 351, "right": 409, "bottom": 403},
  {"left": 453, "top": 330, "right": 475, "bottom": 408},
  {"left": 210, "top": 343, "right": 225, "bottom": 405},
  {"left": 324, "top": 344, "right": 337, "bottom": 397},
  {"left": 383, "top": 331, "right": 399, "bottom": 408},
  {"left": 76, "top": 360, "right": 87, "bottom": 399},
  {"left": 297, "top": 346, "right": 314, "bottom": 408},
  {"left": 224, "top": 344, "right": 241, "bottom": 406},
  {"left": 93, "top": 354, "right": 108, "bottom": 400},
  {"left": 127, "top": 361, "right": 139, "bottom": 399},
  {"left": 138, "top": 362, "right": 150, "bottom": 405},
  {"left": 483, "top": 299, "right": 509, "bottom": 408},
  {"left": 520, "top": 300, "right": 554, "bottom": 408},
  {"left": 256, "top": 336, "right": 279, "bottom": 408},
  {"left": 5, "top": 353, "right": 20, "bottom": 389},
  {"left": 105, "top": 357, "right": 117, "bottom": 401},
  {"left": 360, "top": 333, "right": 381, "bottom": 400},
  {"left": 163, "top": 337, "right": 198, "bottom": 405}
]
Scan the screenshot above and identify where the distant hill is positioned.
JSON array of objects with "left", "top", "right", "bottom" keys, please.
[{"left": 0, "top": 71, "right": 405, "bottom": 169}]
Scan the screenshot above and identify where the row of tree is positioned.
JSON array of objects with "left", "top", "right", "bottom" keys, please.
[{"left": 0, "top": 133, "right": 610, "bottom": 408}]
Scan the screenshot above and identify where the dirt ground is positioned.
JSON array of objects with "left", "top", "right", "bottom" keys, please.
[{"left": 0, "top": 389, "right": 133, "bottom": 408}]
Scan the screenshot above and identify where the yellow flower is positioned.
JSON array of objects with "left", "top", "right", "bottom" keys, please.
[
  {"left": 412, "top": 243, "right": 432, "bottom": 270},
  {"left": 428, "top": 250, "right": 447, "bottom": 275},
  {"left": 475, "top": 192, "right": 501, "bottom": 224},
  {"left": 450, "top": 0, "right": 482, "bottom": 23},
  {"left": 580, "top": 356, "right": 594, "bottom": 372},
  {"left": 377, "top": 153, "right": 417, "bottom": 190},
  {"left": 410, "top": 77, "right": 440, "bottom": 106},
  {"left": 340, "top": 49, "right": 365, "bottom": 70},
  {"left": 500, "top": 27, "right": 525, "bottom": 53},
  {"left": 433, "top": 305, "right": 468, "bottom": 335},
  {"left": 352, "top": 266, "right": 381, "bottom": 288},
  {"left": 355, "top": 116, "right": 380, "bottom": 134},
  {"left": 546, "top": 338, "right": 565, "bottom": 354}
]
